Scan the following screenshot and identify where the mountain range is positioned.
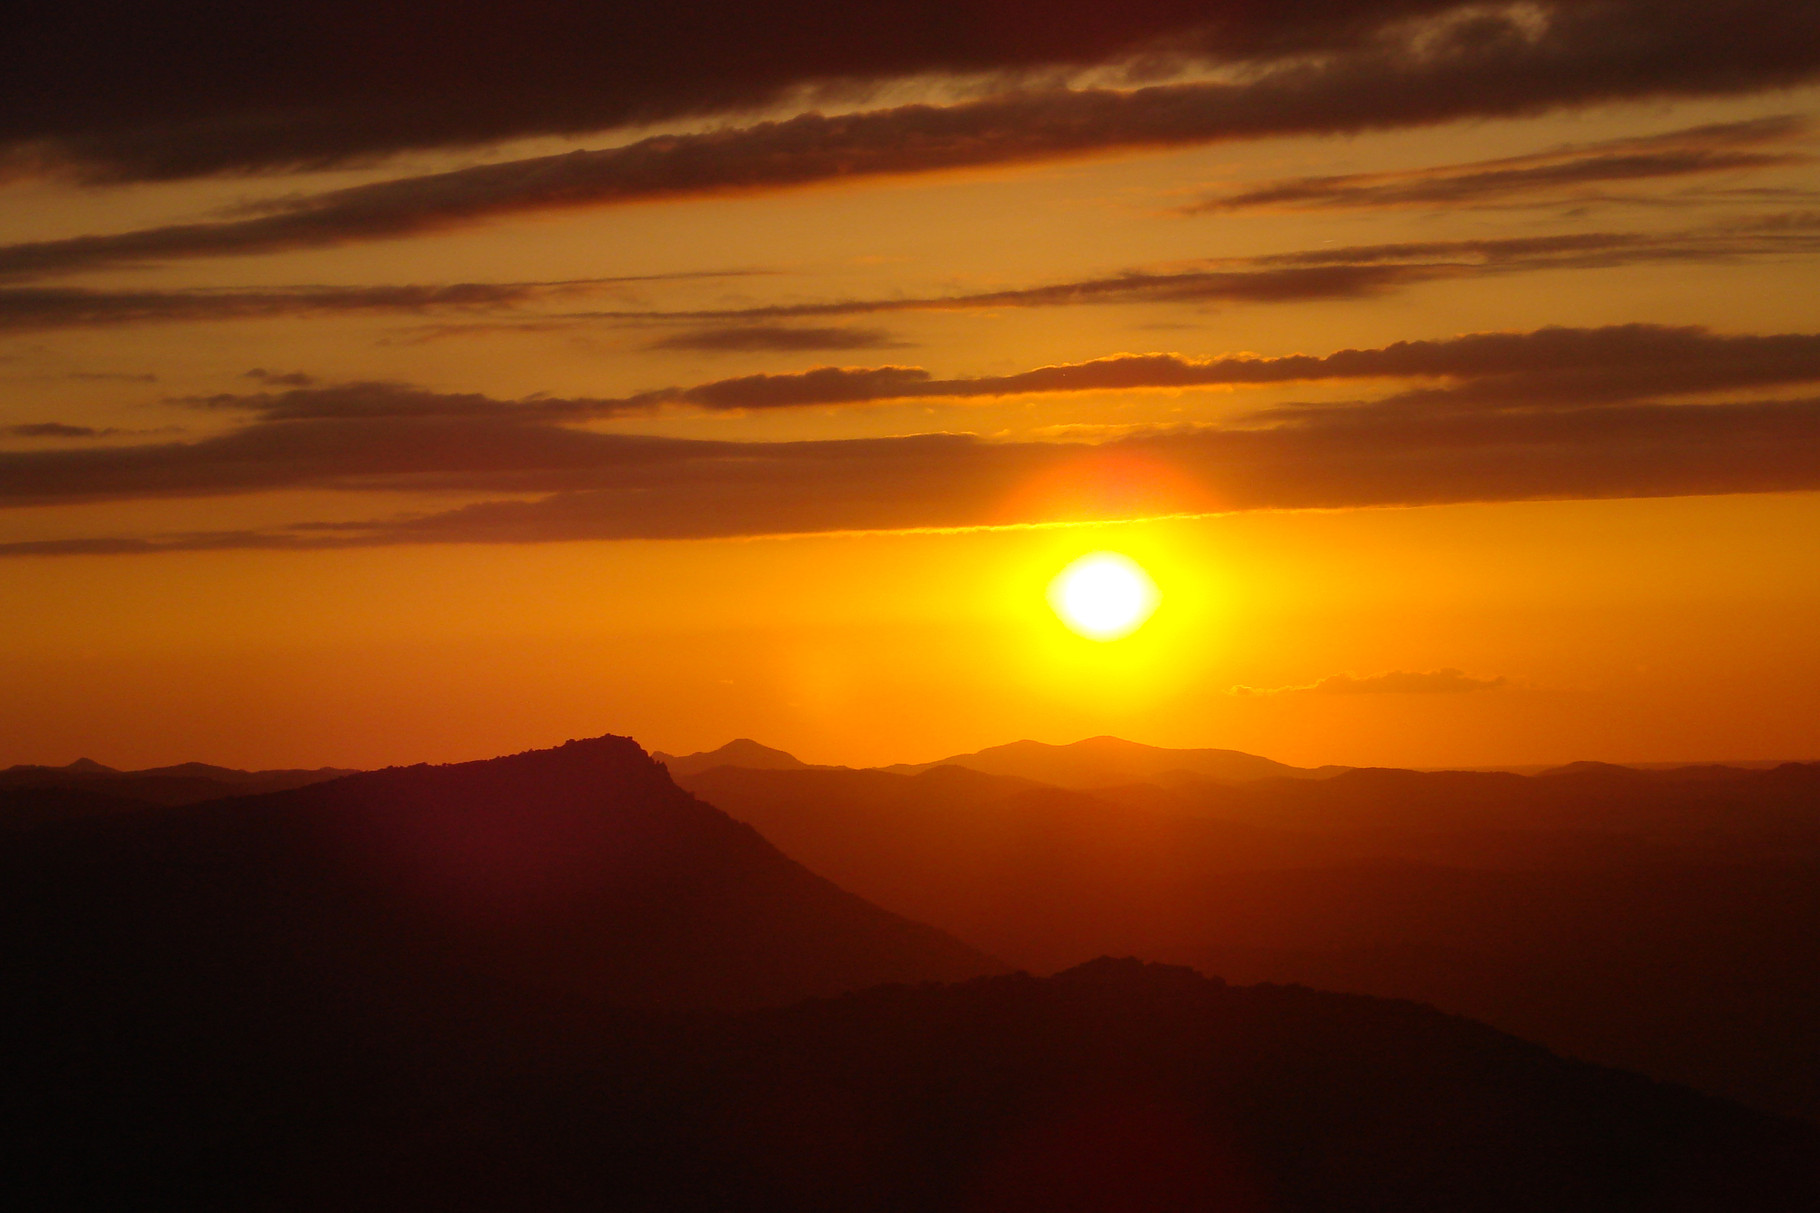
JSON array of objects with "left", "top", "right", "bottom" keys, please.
[
  {"left": 0, "top": 756, "right": 359, "bottom": 827},
  {"left": 7, "top": 733, "right": 1817, "bottom": 1208},
  {"left": 674, "top": 744, "right": 1820, "bottom": 1122}
]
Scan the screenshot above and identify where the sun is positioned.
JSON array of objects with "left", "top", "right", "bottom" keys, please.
[{"left": 1048, "top": 552, "right": 1160, "bottom": 641}]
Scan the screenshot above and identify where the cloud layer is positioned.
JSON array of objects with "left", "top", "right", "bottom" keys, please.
[
  {"left": 10, "top": 217, "right": 1819, "bottom": 334},
  {"left": 646, "top": 325, "right": 907, "bottom": 352},
  {"left": 133, "top": 323, "right": 1820, "bottom": 421},
  {"left": 21, "top": 1, "right": 1805, "bottom": 184},
  {"left": 7, "top": 324, "right": 1820, "bottom": 553},
  {"left": 6, "top": 1, "right": 1820, "bottom": 276},
  {"left": 10, "top": 0, "right": 1458, "bottom": 181},
  {"left": 0, "top": 282, "right": 613, "bottom": 332}
]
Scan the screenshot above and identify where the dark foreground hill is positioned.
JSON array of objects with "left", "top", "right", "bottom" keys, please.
[
  {"left": 680, "top": 761, "right": 1820, "bottom": 1121},
  {"left": 2, "top": 736, "right": 998, "bottom": 1038},
  {"left": 12, "top": 960, "right": 1817, "bottom": 1211}
]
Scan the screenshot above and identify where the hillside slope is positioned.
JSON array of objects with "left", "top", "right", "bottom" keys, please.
[
  {"left": 4, "top": 736, "right": 1001, "bottom": 1032},
  {"left": 680, "top": 761, "right": 1820, "bottom": 1120}
]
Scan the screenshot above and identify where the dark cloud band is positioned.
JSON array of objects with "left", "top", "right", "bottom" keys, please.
[
  {"left": 5, "top": 1, "right": 1819, "bottom": 277},
  {"left": 173, "top": 322, "right": 1820, "bottom": 422},
  {"left": 6, "top": 324, "right": 1820, "bottom": 552},
  {"left": 3, "top": 397, "right": 1816, "bottom": 555},
  {"left": 8, "top": 1, "right": 1465, "bottom": 181}
]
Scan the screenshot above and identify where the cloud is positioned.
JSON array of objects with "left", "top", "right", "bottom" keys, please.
[
  {"left": 7, "top": 319, "right": 1817, "bottom": 496},
  {"left": 144, "top": 324, "right": 1820, "bottom": 431},
  {"left": 607, "top": 218, "right": 1820, "bottom": 325},
  {"left": 6, "top": 1, "right": 1820, "bottom": 273},
  {"left": 0, "top": 275, "right": 749, "bottom": 331},
  {"left": 4, "top": 218, "right": 1814, "bottom": 337},
  {"left": 1187, "top": 115, "right": 1815, "bottom": 212},
  {"left": 244, "top": 369, "right": 318, "bottom": 387},
  {"left": 646, "top": 325, "right": 907, "bottom": 352},
  {"left": 957, "top": 325, "right": 1820, "bottom": 407},
  {"left": 173, "top": 372, "right": 946, "bottom": 423},
  {"left": 1231, "top": 669, "right": 1508, "bottom": 695},
  {"left": 7, "top": 388, "right": 1819, "bottom": 555},
  {"left": 5, "top": 339, "right": 1820, "bottom": 551},
  {"left": 11, "top": 1, "right": 1469, "bottom": 181},
  {"left": 6, "top": 422, "right": 118, "bottom": 439},
  {"left": 1242, "top": 324, "right": 1820, "bottom": 415}
]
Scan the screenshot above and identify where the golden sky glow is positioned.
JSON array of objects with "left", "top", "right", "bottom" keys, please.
[{"left": 4, "top": 3, "right": 1820, "bottom": 769}]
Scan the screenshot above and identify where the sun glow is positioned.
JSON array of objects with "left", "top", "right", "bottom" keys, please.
[{"left": 1047, "top": 552, "right": 1161, "bottom": 641}]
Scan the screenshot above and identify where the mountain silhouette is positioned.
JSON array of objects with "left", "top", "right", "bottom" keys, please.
[
  {"left": 5, "top": 735, "right": 1013, "bottom": 1206},
  {"left": 882, "top": 735, "right": 1345, "bottom": 787},
  {"left": 8, "top": 736, "right": 1817, "bottom": 1209},
  {"left": 0, "top": 755, "right": 358, "bottom": 808},
  {"left": 13, "top": 959, "right": 1815, "bottom": 1210},
  {"left": 4, "top": 738, "right": 1001, "bottom": 1107},
  {"left": 680, "top": 758, "right": 1820, "bottom": 1121},
  {"left": 653, "top": 737, "right": 837, "bottom": 777}
]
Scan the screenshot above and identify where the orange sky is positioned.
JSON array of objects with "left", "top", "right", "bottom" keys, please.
[{"left": 4, "top": 2, "right": 1820, "bottom": 769}]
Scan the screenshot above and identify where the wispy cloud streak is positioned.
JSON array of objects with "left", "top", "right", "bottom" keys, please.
[
  {"left": 1186, "top": 116, "right": 1814, "bottom": 212},
  {"left": 599, "top": 219, "right": 1820, "bottom": 325},
  {"left": 0, "top": 273, "right": 758, "bottom": 331}
]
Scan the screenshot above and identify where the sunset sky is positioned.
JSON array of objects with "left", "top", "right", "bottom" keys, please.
[{"left": 5, "top": 0, "right": 1819, "bottom": 770}]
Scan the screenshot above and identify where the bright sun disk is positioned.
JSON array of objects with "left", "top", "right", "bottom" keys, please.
[{"left": 1048, "top": 552, "right": 1160, "bottom": 641}]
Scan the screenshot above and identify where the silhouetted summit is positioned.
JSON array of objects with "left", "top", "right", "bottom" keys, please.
[{"left": 654, "top": 737, "right": 833, "bottom": 777}]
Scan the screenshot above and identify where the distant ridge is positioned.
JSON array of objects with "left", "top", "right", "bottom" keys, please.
[
  {"left": 654, "top": 737, "right": 842, "bottom": 777},
  {"left": 0, "top": 756, "right": 358, "bottom": 808},
  {"left": 883, "top": 735, "right": 1347, "bottom": 787},
  {"left": 624, "top": 736, "right": 1814, "bottom": 787}
]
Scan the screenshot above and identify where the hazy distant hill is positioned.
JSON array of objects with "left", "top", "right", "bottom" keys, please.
[
  {"left": 680, "top": 760, "right": 1820, "bottom": 1121},
  {"left": 883, "top": 735, "right": 1346, "bottom": 786},
  {"left": 653, "top": 737, "right": 838, "bottom": 777},
  {"left": 0, "top": 756, "right": 358, "bottom": 809},
  {"left": 14, "top": 959, "right": 1814, "bottom": 1210}
]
